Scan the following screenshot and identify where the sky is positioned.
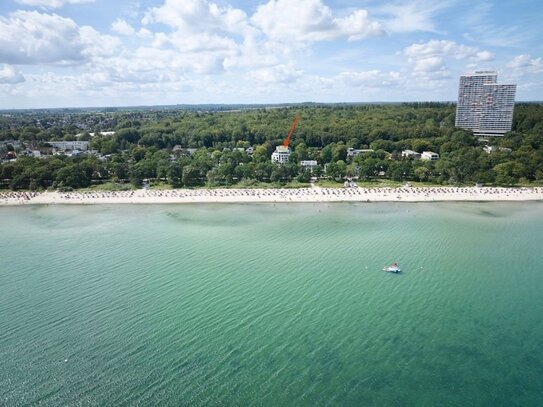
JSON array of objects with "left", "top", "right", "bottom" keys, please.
[{"left": 0, "top": 0, "right": 541, "bottom": 109}]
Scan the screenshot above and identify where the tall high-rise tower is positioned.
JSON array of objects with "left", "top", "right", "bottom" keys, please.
[{"left": 455, "top": 71, "right": 516, "bottom": 137}]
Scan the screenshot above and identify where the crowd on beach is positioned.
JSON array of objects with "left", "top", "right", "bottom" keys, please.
[
  {"left": 0, "top": 191, "right": 40, "bottom": 201},
  {"left": 1, "top": 186, "right": 543, "bottom": 205},
  {"left": 57, "top": 190, "right": 136, "bottom": 200}
]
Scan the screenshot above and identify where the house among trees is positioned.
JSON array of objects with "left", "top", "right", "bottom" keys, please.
[
  {"left": 347, "top": 148, "right": 373, "bottom": 159},
  {"left": 48, "top": 141, "right": 90, "bottom": 151},
  {"left": 483, "top": 145, "right": 512, "bottom": 154},
  {"left": 300, "top": 160, "right": 318, "bottom": 172},
  {"left": 401, "top": 150, "right": 421, "bottom": 159},
  {"left": 172, "top": 146, "right": 198, "bottom": 156},
  {"left": 271, "top": 146, "right": 290, "bottom": 164},
  {"left": 421, "top": 151, "right": 439, "bottom": 161}
]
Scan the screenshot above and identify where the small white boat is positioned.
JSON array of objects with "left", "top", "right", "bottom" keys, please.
[{"left": 383, "top": 262, "right": 401, "bottom": 273}]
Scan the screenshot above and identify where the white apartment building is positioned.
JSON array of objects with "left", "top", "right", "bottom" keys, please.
[
  {"left": 455, "top": 71, "right": 516, "bottom": 137},
  {"left": 479, "top": 84, "right": 517, "bottom": 135},
  {"left": 271, "top": 145, "right": 291, "bottom": 164}
]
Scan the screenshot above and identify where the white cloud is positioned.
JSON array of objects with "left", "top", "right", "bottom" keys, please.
[
  {"left": 507, "top": 54, "right": 543, "bottom": 73},
  {"left": 404, "top": 40, "right": 494, "bottom": 62},
  {"left": 223, "top": 37, "right": 292, "bottom": 70},
  {"left": 0, "top": 11, "right": 120, "bottom": 65},
  {"left": 403, "top": 40, "right": 494, "bottom": 74},
  {"left": 111, "top": 18, "right": 136, "bottom": 36},
  {"left": 4, "top": 0, "right": 540, "bottom": 106},
  {"left": 140, "top": 0, "right": 269, "bottom": 74},
  {"left": 475, "top": 51, "right": 493, "bottom": 61},
  {"left": 140, "top": 0, "right": 371, "bottom": 81},
  {"left": 0, "top": 65, "right": 25, "bottom": 84},
  {"left": 137, "top": 28, "right": 153, "bottom": 39},
  {"left": 339, "top": 70, "right": 401, "bottom": 87},
  {"left": 250, "top": 64, "right": 302, "bottom": 84},
  {"left": 377, "top": 0, "right": 454, "bottom": 33},
  {"left": 139, "top": 0, "right": 383, "bottom": 81},
  {"left": 0, "top": 11, "right": 84, "bottom": 64},
  {"left": 152, "top": 32, "right": 238, "bottom": 54},
  {"left": 412, "top": 57, "right": 445, "bottom": 72},
  {"left": 16, "top": 0, "right": 94, "bottom": 8},
  {"left": 143, "top": 0, "right": 253, "bottom": 37},
  {"left": 251, "top": 0, "right": 384, "bottom": 42},
  {"left": 305, "top": 75, "right": 335, "bottom": 90},
  {"left": 112, "top": 47, "right": 225, "bottom": 75},
  {"left": 2, "top": 70, "right": 224, "bottom": 108},
  {"left": 80, "top": 26, "right": 121, "bottom": 58}
]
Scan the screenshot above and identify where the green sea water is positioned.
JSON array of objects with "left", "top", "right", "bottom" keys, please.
[{"left": 1, "top": 202, "right": 542, "bottom": 406}]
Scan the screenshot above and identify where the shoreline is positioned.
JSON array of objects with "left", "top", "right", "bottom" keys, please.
[{"left": 1, "top": 187, "right": 543, "bottom": 206}]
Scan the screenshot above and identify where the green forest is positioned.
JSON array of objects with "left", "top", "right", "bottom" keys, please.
[{"left": 1, "top": 102, "right": 542, "bottom": 190}]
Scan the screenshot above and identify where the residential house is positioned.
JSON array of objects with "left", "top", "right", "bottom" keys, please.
[{"left": 421, "top": 151, "right": 439, "bottom": 161}]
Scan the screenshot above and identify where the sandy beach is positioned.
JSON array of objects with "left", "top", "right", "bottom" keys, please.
[{"left": 1, "top": 186, "right": 542, "bottom": 206}]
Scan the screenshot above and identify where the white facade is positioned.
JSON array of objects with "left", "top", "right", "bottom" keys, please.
[
  {"left": 483, "top": 145, "right": 512, "bottom": 154},
  {"left": 300, "top": 160, "right": 318, "bottom": 171},
  {"left": 347, "top": 148, "right": 373, "bottom": 158},
  {"left": 421, "top": 151, "right": 439, "bottom": 161},
  {"left": 48, "top": 141, "right": 90, "bottom": 151},
  {"left": 479, "top": 84, "right": 517, "bottom": 136},
  {"left": 271, "top": 145, "right": 291, "bottom": 164},
  {"left": 401, "top": 150, "right": 421, "bottom": 159},
  {"left": 455, "top": 71, "right": 516, "bottom": 137},
  {"left": 84, "top": 131, "right": 115, "bottom": 137}
]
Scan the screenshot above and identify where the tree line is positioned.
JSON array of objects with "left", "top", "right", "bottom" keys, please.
[{"left": 1, "top": 103, "right": 542, "bottom": 190}]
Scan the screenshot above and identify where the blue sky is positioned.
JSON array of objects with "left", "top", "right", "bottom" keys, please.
[{"left": 0, "top": 0, "right": 541, "bottom": 108}]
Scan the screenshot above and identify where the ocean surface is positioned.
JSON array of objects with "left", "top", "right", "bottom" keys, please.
[{"left": 1, "top": 202, "right": 542, "bottom": 406}]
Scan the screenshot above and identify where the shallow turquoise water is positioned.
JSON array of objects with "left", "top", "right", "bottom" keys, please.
[{"left": 1, "top": 203, "right": 542, "bottom": 406}]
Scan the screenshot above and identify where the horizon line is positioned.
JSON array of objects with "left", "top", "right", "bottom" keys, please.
[{"left": 2, "top": 100, "right": 542, "bottom": 112}]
